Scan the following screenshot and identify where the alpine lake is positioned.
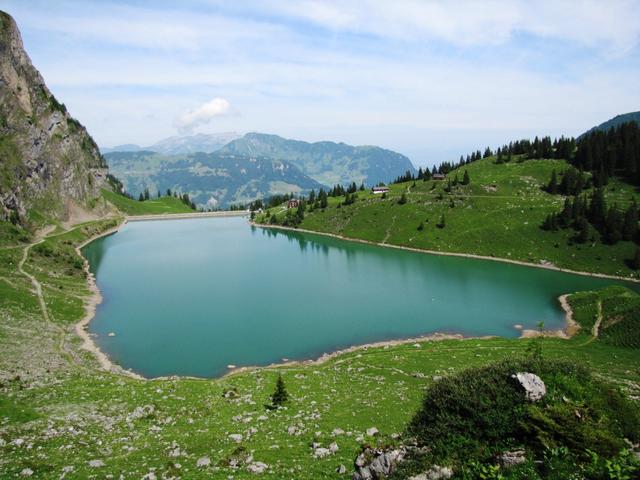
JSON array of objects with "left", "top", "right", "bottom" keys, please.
[{"left": 81, "top": 216, "right": 636, "bottom": 378}]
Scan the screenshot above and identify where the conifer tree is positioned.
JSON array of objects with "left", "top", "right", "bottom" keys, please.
[
  {"left": 437, "top": 213, "right": 446, "bottom": 229},
  {"left": 271, "top": 374, "right": 288, "bottom": 407},
  {"left": 398, "top": 193, "right": 407, "bottom": 205},
  {"left": 462, "top": 170, "right": 470, "bottom": 185},
  {"left": 546, "top": 170, "right": 558, "bottom": 194}
]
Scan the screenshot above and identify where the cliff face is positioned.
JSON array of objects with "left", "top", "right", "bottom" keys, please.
[{"left": 0, "top": 11, "right": 107, "bottom": 223}]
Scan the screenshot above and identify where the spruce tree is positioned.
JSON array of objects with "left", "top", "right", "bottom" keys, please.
[
  {"left": 437, "top": 213, "right": 446, "bottom": 229},
  {"left": 398, "top": 193, "right": 407, "bottom": 205},
  {"left": 632, "top": 247, "right": 640, "bottom": 270},
  {"left": 546, "top": 170, "right": 558, "bottom": 194},
  {"left": 271, "top": 374, "right": 288, "bottom": 407},
  {"left": 462, "top": 170, "right": 470, "bottom": 185}
]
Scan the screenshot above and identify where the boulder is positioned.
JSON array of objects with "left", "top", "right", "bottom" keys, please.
[
  {"left": 409, "top": 465, "right": 453, "bottom": 480},
  {"left": 498, "top": 449, "right": 527, "bottom": 468},
  {"left": 352, "top": 446, "right": 406, "bottom": 480},
  {"left": 247, "top": 461, "right": 269, "bottom": 474},
  {"left": 512, "top": 372, "right": 546, "bottom": 402},
  {"left": 196, "top": 456, "right": 211, "bottom": 468},
  {"left": 366, "top": 427, "right": 379, "bottom": 437}
]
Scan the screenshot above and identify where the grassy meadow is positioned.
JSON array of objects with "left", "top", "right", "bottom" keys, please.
[
  {"left": 0, "top": 211, "right": 639, "bottom": 478},
  {"left": 260, "top": 156, "right": 640, "bottom": 278}
]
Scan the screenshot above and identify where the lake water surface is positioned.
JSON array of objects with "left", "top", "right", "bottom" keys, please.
[{"left": 82, "top": 216, "right": 633, "bottom": 378}]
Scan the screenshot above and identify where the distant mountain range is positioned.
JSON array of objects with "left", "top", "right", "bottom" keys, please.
[
  {"left": 219, "top": 133, "right": 416, "bottom": 187},
  {"left": 100, "top": 132, "right": 241, "bottom": 155},
  {"left": 579, "top": 111, "right": 640, "bottom": 139},
  {"left": 102, "top": 132, "right": 416, "bottom": 207},
  {"left": 104, "top": 150, "right": 323, "bottom": 208}
]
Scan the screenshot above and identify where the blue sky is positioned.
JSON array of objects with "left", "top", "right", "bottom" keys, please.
[{"left": 3, "top": 0, "right": 640, "bottom": 166}]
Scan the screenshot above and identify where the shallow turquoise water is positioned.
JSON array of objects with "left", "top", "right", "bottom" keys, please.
[{"left": 82, "top": 216, "right": 633, "bottom": 378}]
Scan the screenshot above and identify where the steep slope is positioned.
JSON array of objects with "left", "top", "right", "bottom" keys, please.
[
  {"left": 100, "top": 132, "right": 241, "bottom": 155},
  {"left": 105, "top": 150, "right": 323, "bottom": 207},
  {"left": 579, "top": 111, "right": 640, "bottom": 138},
  {"left": 220, "top": 132, "right": 416, "bottom": 186},
  {"left": 0, "top": 11, "right": 107, "bottom": 223}
]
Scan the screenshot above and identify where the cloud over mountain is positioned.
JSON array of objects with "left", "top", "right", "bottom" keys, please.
[{"left": 174, "top": 98, "right": 231, "bottom": 133}]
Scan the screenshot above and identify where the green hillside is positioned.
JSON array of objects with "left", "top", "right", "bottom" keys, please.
[
  {"left": 259, "top": 155, "right": 640, "bottom": 278},
  {"left": 105, "top": 150, "right": 323, "bottom": 208},
  {"left": 101, "top": 188, "right": 195, "bottom": 215},
  {"left": 579, "top": 111, "right": 640, "bottom": 138}
]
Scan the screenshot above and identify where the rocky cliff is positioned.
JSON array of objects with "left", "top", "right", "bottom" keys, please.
[{"left": 0, "top": 11, "right": 107, "bottom": 223}]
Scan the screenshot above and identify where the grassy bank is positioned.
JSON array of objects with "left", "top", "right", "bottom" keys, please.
[
  {"left": 1, "top": 216, "right": 639, "bottom": 478},
  {"left": 260, "top": 157, "right": 640, "bottom": 279},
  {"left": 101, "top": 188, "right": 194, "bottom": 215}
]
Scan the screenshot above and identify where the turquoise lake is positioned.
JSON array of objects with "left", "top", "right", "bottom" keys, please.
[{"left": 82, "top": 216, "right": 633, "bottom": 378}]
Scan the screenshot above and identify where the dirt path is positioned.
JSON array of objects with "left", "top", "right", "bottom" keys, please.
[
  {"left": 592, "top": 301, "right": 603, "bottom": 338},
  {"left": 17, "top": 226, "right": 76, "bottom": 365},
  {"left": 382, "top": 216, "right": 397, "bottom": 244}
]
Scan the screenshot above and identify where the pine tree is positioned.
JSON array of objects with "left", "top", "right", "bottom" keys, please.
[
  {"left": 576, "top": 217, "right": 590, "bottom": 243},
  {"left": 462, "top": 170, "right": 470, "bottom": 185},
  {"left": 623, "top": 201, "right": 639, "bottom": 241},
  {"left": 271, "top": 374, "right": 288, "bottom": 407},
  {"left": 546, "top": 170, "right": 558, "bottom": 194},
  {"left": 632, "top": 247, "right": 640, "bottom": 270}
]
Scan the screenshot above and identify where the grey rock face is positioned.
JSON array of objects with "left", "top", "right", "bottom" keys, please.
[
  {"left": 512, "top": 372, "right": 546, "bottom": 402},
  {"left": 0, "top": 11, "right": 107, "bottom": 222}
]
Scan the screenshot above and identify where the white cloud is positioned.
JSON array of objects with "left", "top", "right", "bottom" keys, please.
[
  {"left": 268, "top": 0, "right": 640, "bottom": 54},
  {"left": 174, "top": 98, "right": 232, "bottom": 133}
]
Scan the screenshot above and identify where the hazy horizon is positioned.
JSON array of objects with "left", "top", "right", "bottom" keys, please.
[{"left": 4, "top": 1, "right": 640, "bottom": 167}]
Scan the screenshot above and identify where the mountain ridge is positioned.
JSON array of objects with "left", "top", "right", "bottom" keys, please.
[
  {"left": 0, "top": 11, "right": 107, "bottom": 223},
  {"left": 220, "top": 132, "right": 416, "bottom": 186}
]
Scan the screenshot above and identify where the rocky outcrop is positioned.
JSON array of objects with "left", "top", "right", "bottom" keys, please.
[
  {"left": 353, "top": 446, "right": 407, "bottom": 480},
  {"left": 0, "top": 11, "right": 107, "bottom": 223}
]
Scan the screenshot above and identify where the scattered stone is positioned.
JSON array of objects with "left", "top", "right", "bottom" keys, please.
[
  {"left": 409, "top": 465, "right": 453, "bottom": 480},
  {"left": 332, "top": 428, "right": 345, "bottom": 436},
  {"left": 108, "top": 332, "right": 116, "bottom": 337},
  {"left": 499, "top": 449, "right": 527, "bottom": 468},
  {"left": 366, "top": 427, "right": 379, "bottom": 437},
  {"left": 336, "top": 464, "right": 347, "bottom": 474},
  {"left": 314, "top": 447, "right": 332, "bottom": 458},
  {"left": 88, "top": 459, "right": 104, "bottom": 468},
  {"left": 197, "top": 456, "right": 211, "bottom": 468},
  {"left": 19, "top": 468, "right": 33, "bottom": 477},
  {"left": 512, "top": 372, "right": 546, "bottom": 402},
  {"left": 247, "top": 462, "right": 268, "bottom": 474},
  {"left": 228, "top": 434, "right": 243, "bottom": 442},
  {"left": 329, "top": 442, "right": 339, "bottom": 453},
  {"left": 353, "top": 446, "right": 406, "bottom": 480},
  {"left": 142, "top": 473, "right": 157, "bottom": 480},
  {"left": 287, "top": 426, "right": 297, "bottom": 435}
]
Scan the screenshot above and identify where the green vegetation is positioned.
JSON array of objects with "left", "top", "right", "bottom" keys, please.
[
  {"left": 259, "top": 156, "right": 640, "bottom": 278},
  {"left": 101, "top": 188, "right": 194, "bottom": 215},
  {"left": 1, "top": 214, "right": 639, "bottom": 478},
  {"left": 392, "top": 358, "right": 639, "bottom": 479}
]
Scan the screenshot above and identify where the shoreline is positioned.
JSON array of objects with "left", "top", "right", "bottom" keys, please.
[
  {"left": 72, "top": 214, "right": 582, "bottom": 382},
  {"left": 74, "top": 219, "right": 145, "bottom": 380},
  {"left": 253, "top": 222, "right": 640, "bottom": 284}
]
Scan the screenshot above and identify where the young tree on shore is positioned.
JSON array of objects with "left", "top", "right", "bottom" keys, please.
[{"left": 271, "top": 374, "right": 289, "bottom": 407}]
